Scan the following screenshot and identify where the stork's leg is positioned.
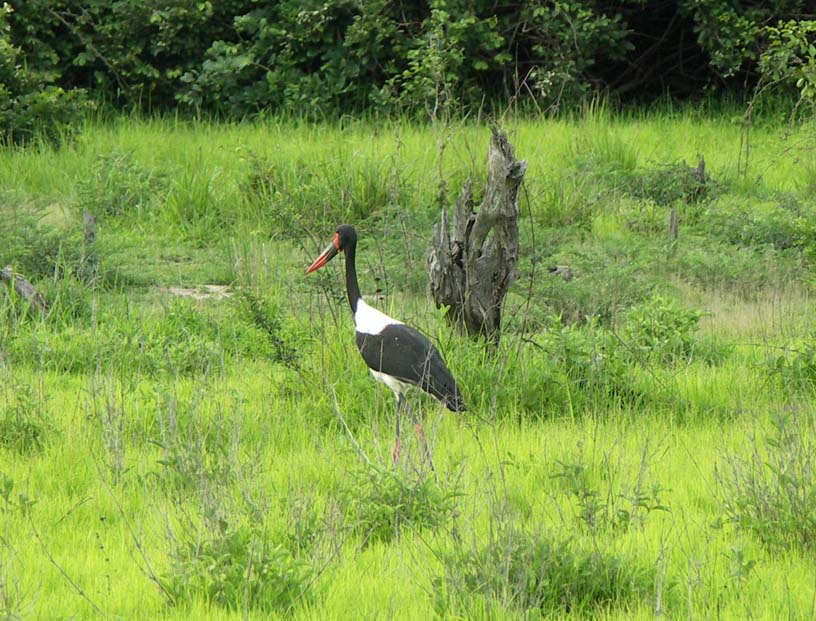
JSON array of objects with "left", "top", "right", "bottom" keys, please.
[
  {"left": 408, "top": 401, "right": 436, "bottom": 476},
  {"left": 392, "top": 393, "right": 404, "bottom": 466}
]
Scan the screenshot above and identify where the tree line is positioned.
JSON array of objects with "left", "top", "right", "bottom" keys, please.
[{"left": 1, "top": 0, "right": 814, "bottom": 142}]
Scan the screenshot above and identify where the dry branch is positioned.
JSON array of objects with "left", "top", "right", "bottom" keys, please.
[{"left": 428, "top": 128, "right": 527, "bottom": 343}]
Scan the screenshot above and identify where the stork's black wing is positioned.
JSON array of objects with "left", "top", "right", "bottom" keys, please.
[{"left": 356, "top": 324, "right": 465, "bottom": 411}]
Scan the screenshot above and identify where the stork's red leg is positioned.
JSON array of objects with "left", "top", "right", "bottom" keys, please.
[
  {"left": 407, "top": 402, "right": 436, "bottom": 476},
  {"left": 392, "top": 393, "right": 404, "bottom": 466}
]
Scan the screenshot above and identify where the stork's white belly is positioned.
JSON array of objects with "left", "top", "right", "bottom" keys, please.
[{"left": 369, "top": 369, "right": 413, "bottom": 397}]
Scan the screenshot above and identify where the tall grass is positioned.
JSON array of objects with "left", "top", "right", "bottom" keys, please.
[{"left": 1, "top": 107, "right": 815, "bottom": 619}]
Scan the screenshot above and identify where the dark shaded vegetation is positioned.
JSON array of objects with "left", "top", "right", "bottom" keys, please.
[{"left": 4, "top": 0, "right": 814, "bottom": 131}]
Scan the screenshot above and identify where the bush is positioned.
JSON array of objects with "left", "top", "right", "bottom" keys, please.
[
  {"left": 621, "top": 295, "right": 704, "bottom": 364},
  {"left": 699, "top": 197, "right": 816, "bottom": 252},
  {"left": 551, "top": 454, "right": 669, "bottom": 533},
  {"left": 0, "top": 206, "right": 85, "bottom": 282},
  {"left": 536, "top": 321, "right": 640, "bottom": 406},
  {"left": 238, "top": 289, "right": 300, "bottom": 368},
  {"left": 717, "top": 411, "right": 816, "bottom": 552},
  {"left": 437, "top": 526, "right": 654, "bottom": 617},
  {"left": 757, "top": 20, "right": 816, "bottom": 117},
  {"left": 4, "top": 296, "right": 288, "bottom": 375},
  {"left": 467, "top": 320, "right": 646, "bottom": 418},
  {"left": 0, "top": 4, "right": 89, "bottom": 145},
  {"left": 7, "top": 0, "right": 813, "bottom": 116},
  {"left": 669, "top": 236, "right": 805, "bottom": 294},
  {"left": 0, "top": 380, "right": 49, "bottom": 454},
  {"left": 341, "top": 463, "right": 458, "bottom": 545},
  {"left": 164, "top": 524, "right": 313, "bottom": 613},
  {"left": 76, "top": 151, "right": 168, "bottom": 218},
  {"left": 239, "top": 151, "right": 394, "bottom": 237},
  {"left": 534, "top": 238, "right": 659, "bottom": 327},
  {"left": 767, "top": 340, "right": 816, "bottom": 393},
  {"left": 536, "top": 171, "right": 598, "bottom": 229},
  {"left": 625, "top": 160, "right": 711, "bottom": 208}
]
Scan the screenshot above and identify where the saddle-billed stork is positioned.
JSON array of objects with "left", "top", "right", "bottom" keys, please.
[{"left": 307, "top": 225, "right": 465, "bottom": 464}]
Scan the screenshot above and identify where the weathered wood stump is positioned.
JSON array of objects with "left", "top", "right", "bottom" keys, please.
[
  {"left": 0, "top": 266, "right": 48, "bottom": 314},
  {"left": 428, "top": 128, "right": 527, "bottom": 343}
]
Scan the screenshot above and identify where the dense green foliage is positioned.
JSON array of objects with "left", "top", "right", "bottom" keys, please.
[
  {"left": 4, "top": 0, "right": 815, "bottom": 127},
  {"left": 0, "top": 4, "right": 90, "bottom": 144}
]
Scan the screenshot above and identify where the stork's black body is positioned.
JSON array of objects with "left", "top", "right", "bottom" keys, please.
[
  {"left": 307, "top": 224, "right": 465, "bottom": 464},
  {"left": 356, "top": 325, "right": 465, "bottom": 412}
]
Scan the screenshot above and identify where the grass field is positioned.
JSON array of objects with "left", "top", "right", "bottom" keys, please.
[{"left": 2, "top": 107, "right": 816, "bottom": 620}]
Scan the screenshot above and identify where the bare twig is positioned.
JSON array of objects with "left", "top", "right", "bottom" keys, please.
[
  {"left": 27, "top": 501, "right": 108, "bottom": 617},
  {"left": 330, "top": 388, "right": 370, "bottom": 465}
]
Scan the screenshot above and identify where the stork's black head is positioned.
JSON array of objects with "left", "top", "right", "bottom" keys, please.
[{"left": 306, "top": 225, "right": 357, "bottom": 274}]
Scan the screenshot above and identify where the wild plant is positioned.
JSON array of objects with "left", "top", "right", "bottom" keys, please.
[
  {"left": 717, "top": 409, "right": 816, "bottom": 552},
  {"left": 76, "top": 151, "right": 167, "bottom": 218},
  {"left": 154, "top": 389, "right": 318, "bottom": 613},
  {"left": 436, "top": 514, "right": 655, "bottom": 618},
  {"left": 164, "top": 523, "right": 314, "bottom": 614},
  {"left": 237, "top": 289, "right": 300, "bottom": 369},
  {"left": 625, "top": 160, "right": 712, "bottom": 208},
  {"left": 341, "top": 462, "right": 459, "bottom": 545},
  {"left": 621, "top": 295, "right": 705, "bottom": 364},
  {"left": 550, "top": 440, "right": 670, "bottom": 534},
  {"left": 0, "top": 378, "right": 48, "bottom": 454},
  {"left": 0, "top": 473, "right": 29, "bottom": 621},
  {"left": 766, "top": 340, "right": 816, "bottom": 393}
]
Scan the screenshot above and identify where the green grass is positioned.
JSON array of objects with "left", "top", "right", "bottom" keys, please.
[{"left": 1, "top": 107, "right": 816, "bottom": 620}]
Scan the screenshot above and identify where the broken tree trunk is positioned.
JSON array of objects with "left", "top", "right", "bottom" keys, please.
[
  {"left": 0, "top": 266, "right": 48, "bottom": 314},
  {"left": 428, "top": 128, "right": 527, "bottom": 343}
]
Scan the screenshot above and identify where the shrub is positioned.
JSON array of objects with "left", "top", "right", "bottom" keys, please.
[
  {"left": 76, "top": 151, "right": 167, "bottom": 218},
  {"left": 341, "top": 463, "right": 458, "bottom": 545},
  {"left": 669, "top": 236, "right": 805, "bottom": 293},
  {"left": 757, "top": 20, "right": 816, "bottom": 117},
  {"left": 4, "top": 295, "right": 286, "bottom": 375},
  {"left": 0, "top": 380, "right": 49, "bottom": 454},
  {"left": 536, "top": 171, "right": 598, "bottom": 229},
  {"left": 0, "top": 206, "right": 85, "bottom": 282},
  {"left": 573, "top": 125, "right": 639, "bottom": 183},
  {"left": 437, "top": 527, "right": 654, "bottom": 617},
  {"left": 625, "top": 160, "right": 711, "bottom": 208},
  {"left": 699, "top": 197, "right": 816, "bottom": 252},
  {"left": 238, "top": 289, "right": 300, "bottom": 369},
  {"left": 551, "top": 455, "right": 669, "bottom": 533},
  {"left": 537, "top": 321, "right": 641, "bottom": 406},
  {"left": 717, "top": 411, "right": 816, "bottom": 552},
  {"left": 534, "top": 238, "right": 659, "bottom": 327},
  {"left": 467, "top": 320, "right": 648, "bottom": 419},
  {"left": 7, "top": 0, "right": 811, "bottom": 116},
  {"left": 164, "top": 524, "right": 313, "bottom": 613},
  {"left": 767, "top": 340, "right": 816, "bottom": 393},
  {"left": 621, "top": 295, "right": 705, "bottom": 364},
  {"left": 239, "top": 151, "right": 394, "bottom": 238},
  {"left": 0, "top": 4, "right": 89, "bottom": 145}
]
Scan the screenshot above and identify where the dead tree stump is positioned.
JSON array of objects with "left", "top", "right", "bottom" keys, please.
[
  {"left": 0, "top": 266, "right": 48, "bottom": 314},
  {"left": 428, "top": 128, "right": 527, "bottom": 343}
]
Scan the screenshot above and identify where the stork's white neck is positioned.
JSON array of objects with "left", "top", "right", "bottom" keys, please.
[{"left": 354, "top": 299, "right": 402, "bottom": 335}]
